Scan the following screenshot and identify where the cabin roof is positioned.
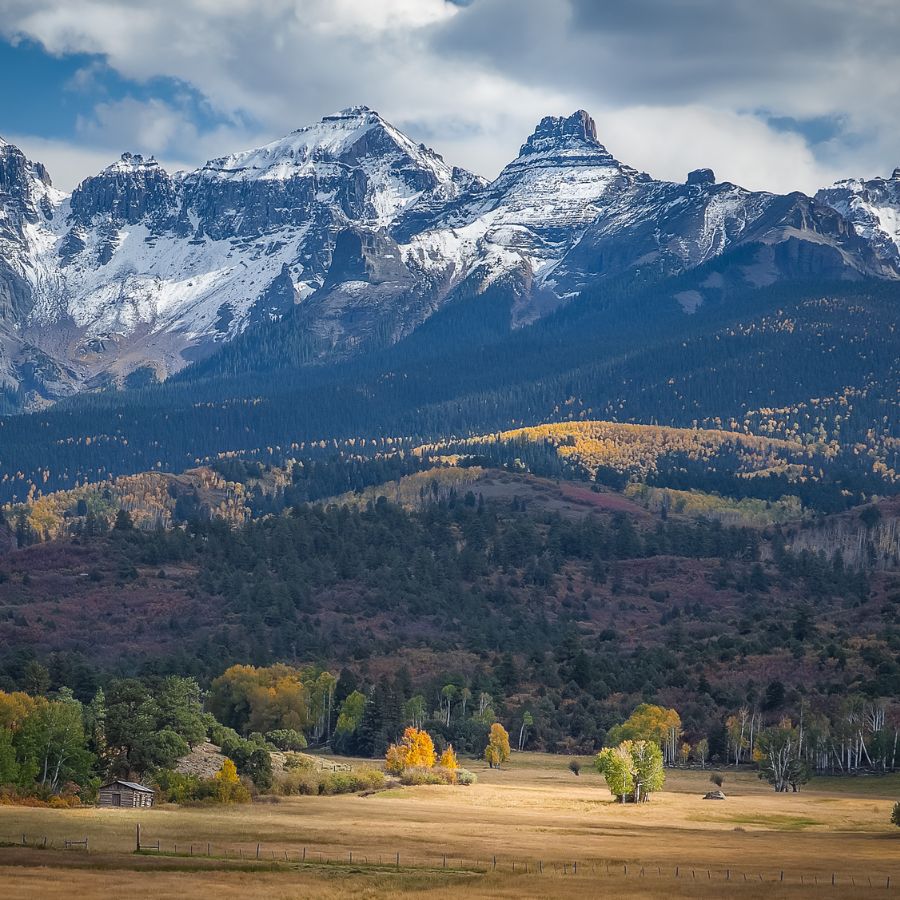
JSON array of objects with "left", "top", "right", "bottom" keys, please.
[{"left": 99, "top": 779, "right": 155, "bottom": 793}]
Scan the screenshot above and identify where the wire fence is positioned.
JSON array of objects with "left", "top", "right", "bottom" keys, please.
[{"left": 4, "top": 830, "right": 899, "bottom": 891}]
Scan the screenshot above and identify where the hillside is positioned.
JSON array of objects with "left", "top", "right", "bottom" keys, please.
[
  {"left": 0, "top": 270, "right": 897, "bottom": 504},
  {"left": 6, "top": 412, "right": 896, "bottom": 543},
  {"left": 1, "top": 469, "right": 897, "bottom": 752}
]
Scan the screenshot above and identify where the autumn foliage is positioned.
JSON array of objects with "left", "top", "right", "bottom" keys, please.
[
  {"left": 439, "top": 745, "right": 459, "bottom": 770},
  {"left": 212, "top": 758, "right": 251, "bottom": 804},
  {"left": 485, "top": 723, "right": 511, "bottom": 768},
  {"left": 384, "top": 727, "right": 437, "bottom": 774}
]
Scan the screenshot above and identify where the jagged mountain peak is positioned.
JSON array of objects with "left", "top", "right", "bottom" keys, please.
[
  {"left": 102, "top": 152, "right": 164, "bottom": 174},
  {"left": 520, "top": 109, "right": 599, "bottom": 153},
  {"left": 512, "top": 108, "right": 628, "bottom": 172},
  {"left": 0, "top": 138, "right": 53, "bottom": 189},
  {"left": 816, "top": 167, "right": 900, "bottom": 261}
]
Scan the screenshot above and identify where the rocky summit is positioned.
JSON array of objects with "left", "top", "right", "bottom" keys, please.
[{"left": 0, "top": 107, "right": 899, "bottom": 407}]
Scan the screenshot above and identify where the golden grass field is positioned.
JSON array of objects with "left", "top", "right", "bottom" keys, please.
[{"left": 1, "top": 754, "right": 899, "bottom": 898}]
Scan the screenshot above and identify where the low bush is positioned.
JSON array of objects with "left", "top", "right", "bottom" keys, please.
[
  {"left": 266, "top": 729, "right": 308, "bottom": 751},
  {"left": 0, "top": 787, "right": 82, "bottom": 808},
  {"left": 273, "top": 765, "right": 385, "bottom": 796},
  {"left": 208, "top": 723, "right": 241, "bottom": 747},
  {"left": 398, "top": 765, "right": 475, "bottom": 786}
]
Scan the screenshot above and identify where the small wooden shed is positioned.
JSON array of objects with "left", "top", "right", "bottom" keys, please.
[{"left": 98, "top": 779, "right": 155, "bottom": 809}]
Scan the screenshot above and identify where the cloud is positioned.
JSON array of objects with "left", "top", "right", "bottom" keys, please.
[
  {"left": 1, "top": 0, "right": 898, "bottom": 191},
  {"left": 431, "top": 0, "right": 900, "bottom": 180},
  {"left": 597, "top": 106, "right": 844, "bottom": 195}
]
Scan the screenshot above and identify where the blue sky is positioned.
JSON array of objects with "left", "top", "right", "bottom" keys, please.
[
  {"left": 0, "top": 39, "right": 233, "bottom": 140},
  {"left": 1, "top": 1, "right": 898, "bottom": 193}
]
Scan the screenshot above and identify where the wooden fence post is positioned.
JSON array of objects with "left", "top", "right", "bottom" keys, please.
[
  {"left": 136, "top": 823, "right": 141, "bottom": 852},
  {"left": 256, "top": 843, "right": 260, "bottom": 860}
]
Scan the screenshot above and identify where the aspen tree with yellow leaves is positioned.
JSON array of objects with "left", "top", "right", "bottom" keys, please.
[
  {"left": 485, "top": 723, "right": 511, "bottom": 769},
  {"left": 384, "top": 727, "right": 437, "bottom": 774}
]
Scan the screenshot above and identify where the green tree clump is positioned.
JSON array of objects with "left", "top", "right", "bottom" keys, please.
[{"left": 595, "top": 740, "right": 665, "bottom": 803}]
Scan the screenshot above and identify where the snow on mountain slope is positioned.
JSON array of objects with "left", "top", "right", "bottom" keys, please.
[
  {"left": 3, "top": 108, "right": 481, "bottom": 397},
  {"left": 553, "top": 172, "right": 893, "bottom": 303},
  {"left": 816, "top": 169, "right": 900, "bottom": 264},
  {"left": 397, "top": 110, "right": 645, "bottom": 324},
  {"left": 394, "top": 112, "right": 893, "bottom": 328}
]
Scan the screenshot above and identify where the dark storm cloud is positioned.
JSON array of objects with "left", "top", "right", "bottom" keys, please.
[{"left": 431, "top": 0, "right": 900, "bottom": 111}]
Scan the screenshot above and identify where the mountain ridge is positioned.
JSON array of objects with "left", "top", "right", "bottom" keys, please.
[{"left": 0, "top": 106, "right": 898, "bottom": 408}]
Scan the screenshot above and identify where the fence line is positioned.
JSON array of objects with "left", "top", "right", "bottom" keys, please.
[{"left": 3, "top": 833, "right": 898, "bottom": 890}]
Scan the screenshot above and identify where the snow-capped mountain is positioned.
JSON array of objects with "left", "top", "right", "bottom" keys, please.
[
  {"left": 2, "top": 107, "right": 481, "bottom": 402},
  {"left": 0, "top": 107, "right": 898, "bottom": 407},
  {"left": 816, "top": 169, "right": 900, "bottom": 266}
]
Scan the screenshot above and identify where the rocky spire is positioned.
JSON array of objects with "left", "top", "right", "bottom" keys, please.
[
  {"left": 687, "top": 168, "right": 716, "bottom": 186},
  {"left": 518, "top": 110, "right": 602, "bottom": 156}
]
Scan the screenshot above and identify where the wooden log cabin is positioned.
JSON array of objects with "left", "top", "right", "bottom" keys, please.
[{"left": 98, "top": 779, "right": 155, "bottom": 808}]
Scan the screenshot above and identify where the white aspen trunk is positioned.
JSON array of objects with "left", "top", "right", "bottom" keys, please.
[{"left": 859, "top": 731, "right": 874, "bottom": 768}]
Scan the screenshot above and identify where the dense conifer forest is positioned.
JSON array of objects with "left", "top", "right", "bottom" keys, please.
[{"left": 0, "top": 273, "right": 897, "bottom": 503}]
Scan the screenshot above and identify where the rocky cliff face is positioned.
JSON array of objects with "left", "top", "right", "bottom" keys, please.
[
  {"left": 0, "top": 109, "right": 897, "bottom": 406},
  {"left": 817, "top": 169, "right": 900, "bottom": 266}
]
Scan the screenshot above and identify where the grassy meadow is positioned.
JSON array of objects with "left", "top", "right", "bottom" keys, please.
[{"left": 1, "top": 754, "right": 898, "bottom": 898}]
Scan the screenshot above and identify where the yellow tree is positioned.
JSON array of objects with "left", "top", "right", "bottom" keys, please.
[
  {"left": 439, "top": 745, "right": 459, "bottom": 770},
  {"left": 213, "top": 758, "right": 250, "bottom": 803},
  {"left": 485, "top": 723, "right": 511, "bottom": 769},
  {"left": 384, "top": 727, "right": 437, "bottom": 774},
  {"left": 608, "top": 704, "right": 682, "bottom": 765},
  {"left": 0, "top": 690, "right": 41, "bottom": 732}
]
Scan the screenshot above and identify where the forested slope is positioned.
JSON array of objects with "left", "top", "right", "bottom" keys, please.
[
  {"left": 0, "top": 274, "right": 897, "bottom": 503},
  {"left": 1, "top": 480, "right": 897, "bottom": 751}
]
